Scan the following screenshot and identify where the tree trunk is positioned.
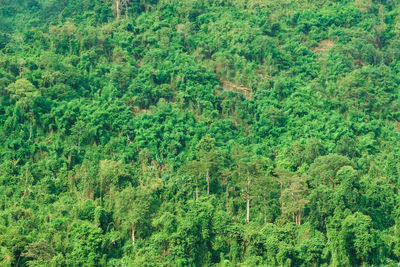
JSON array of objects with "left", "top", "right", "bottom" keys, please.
[
  {"left": 23, "top": 167, "right": 29, "bottom": 198},
  {"left": 329, "top": 175, "right": 335, "bottom": 189},
  {"left": 108, "top": 186, "right": 113, "bottom": 210},
  {"left": 297, "top": 210, "right": 302, "bottom": 226},
  {"left": 78, "top": 136, "right": 81, "bottom": 153},
  {"left": 125, "top": 2, "right": 128, "bottom": 19},
  {"left": 68, "top": 152, "right": 72, "bottom": 170},
  {"left": 29, "top": 118, "right": 32, "bottom": 140},
  {"left": 226, "top": 184, "right": 229, "bottom": 212},
  {"left": 246, "top": 179, "right": 251, "bottom": 223},
  {"left": 246, "top": 195, "right": 250, "bottom": 223},
  {"left": 280, "top": 181, "right": 283, "bottom": 210},
  {"left": 116, "top": 0, "right": 120, "bottom": 18},
  {"left": 195, "top": 177, "right": 198, "bottom": 201},
  {"left": 264, "top": 196, "right": 267, "bottom": 224},
  {"left": 132, "top": 222, "right": 136, "bottom": 245},
  {"left": 206, "top": 170, "right": 210, "bottom": 195}
]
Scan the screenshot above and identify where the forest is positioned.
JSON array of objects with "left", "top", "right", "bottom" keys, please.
[{"left": 1, "top": 0, "right": 400, "bottom": 266}]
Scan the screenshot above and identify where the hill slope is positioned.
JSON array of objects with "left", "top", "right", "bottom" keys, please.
[{"left": 1, "top": 0, "right": 400, "bottom": 266}]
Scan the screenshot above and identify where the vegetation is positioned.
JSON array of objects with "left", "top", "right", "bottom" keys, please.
[{"left": 1, "top": 0, "right": 400, "bottom": 266}]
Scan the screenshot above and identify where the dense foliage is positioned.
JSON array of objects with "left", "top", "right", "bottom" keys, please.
[{"left": 2, "top": 0, "right": 400, "bottom": 266}]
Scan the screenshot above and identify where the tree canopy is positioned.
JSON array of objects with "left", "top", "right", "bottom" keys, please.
[{"left": 1, "top": 0, "right": 400, "bottom": 265}]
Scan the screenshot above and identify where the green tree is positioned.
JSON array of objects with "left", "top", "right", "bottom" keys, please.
[
  {"left": 66, "top": 222, "right": 104, "bottom": 266},
  {"left": 114, "top": 186, "right": 153, "bottom": 245},
  {"left": 6, "top": 78, "right": 40, "bottom": 139},
  {"left": 280, "top": 173, "right": 309, "bottom": 225},
  {"left": 196, "top": 135, "right": 222, "bottom": 196},
  {"left": 308, "top": 154, "right": 353, "bottom": 189},
  {"left": 339, "top": 212, "right": 378, "bottom": 266}
]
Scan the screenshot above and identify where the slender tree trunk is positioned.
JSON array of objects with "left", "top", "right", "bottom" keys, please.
[
  {"left": 195, "top": 177, "right": 198, "bottom": 201},
  {"left": 29, "top": 118, "right": 32, "bottom": 140},
  {"left": 280, "top": 181, "right": 283, "bottom": 210},
  {"left": 246, "top": 179, "right": 250, "bottom": 223},
  {"left": 68, "top": 152, "right": 72, "bottom": 170},
  {"left": 131, "top": 222, "right": 136, "bottom": 245},
  {"left": 246, "top": 195, "right": 250, "bottom": 223},
  {"left": 264, "top": 196, "right": 267, "bottom": 224},
  {"left": 329, "top": 175, "right": 335, "bottom": 189},
  {"left": 116, "top": 0, "right": 120, "bottom": 18},
  {"left": 15, "top": 254, "right": 21, "bottom": 267},
  {"left": 297, "top": 210, "right": 302, "bottom": 226},
  {"left": 226, "top": 184, "right": 229, "bottom": 212},
  {"left": 299, "top": 210, "right": 301, "bottom": 225},
  {"left": 206, "top": 170, "right": 210, "bottom": 195},
  {"left": 108, "top": 186, "right": 113, "bottom": 210},
  {"left": 125, "top": 2, "right": 128, "bottom": 19},
  {"left": 100, "top": 177, "right": 103, "bottom": 206},
  {"left": 23, "top": 167, "right": 29, "bottom": 198}
]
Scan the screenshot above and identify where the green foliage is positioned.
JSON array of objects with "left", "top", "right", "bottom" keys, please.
[{"left": 1, "top": 0, "right": 400, "bottom": 265}]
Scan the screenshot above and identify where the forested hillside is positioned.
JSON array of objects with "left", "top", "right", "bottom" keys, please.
[{"left": 1, "top": 0, "right": 400, "bottom": 266}]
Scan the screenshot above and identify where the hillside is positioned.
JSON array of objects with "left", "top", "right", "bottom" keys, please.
[{"left": 1, "top": 0, "right": 400, "bottom": 266}]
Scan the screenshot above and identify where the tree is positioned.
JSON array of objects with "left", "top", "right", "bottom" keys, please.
[
  {"left": 274, "top": 168, "right": 292, "bottom": 212},
  {"left": 280, "top": 173, "right": 309, "bottom": 225},
  {"left": 121, "top": 0, "right": 131, "bottom": 18},
  {"left": 231, "top": 147, "right": 269, "bottom": 223},
  {"left": 22, "top": 239, "right": 55, "bottom": 263},
  {"left": 99, "top": 160, "right": 133, "bottom": 206},
  {"left": 114, "top": 186, "right": 153, "bottom": 245},
  {"left": 333, "top": 166, "right": 361, "bottom": 212},
  {"left": 307, "top": 184, "right": 334, "bottom": 231},
  {"left": 184, "top": 135, "right": 222, "bottom": 200},
  {"left": 308, "top": 154, "right": 353, "bottom": 189},
  {"left": 298, "top": 228, "right": 326, "bottom": 266},
  {"left": 66, "top": 222, "right": 104, "bottom": 266},
  {"left": 6, "top": 78, "right": 40, "bottom": 139},
  {"left": 70, "top": 120, "right": 87, "bottom": 154},
  {"left": 184, "top": 159, "right": 202, "bottom": 201},
  {"left": 252, "top": 174, "right": 276, "bottom": 224},
  {"left": 172, "top": 198, "right": 215, "bottom": 266},
  {"left": 339, "top": 212, "right": 378, "bottom": 266},
  {"left": 114, "top": 0, "right": 121, "bottom": 18},
  {"left": 220, "top": 167, "right": 233, "bottom": 212},
  {"left": 113, "top": 0, "right": 130, "bottom": 19},
  {"left": 196, "top": 135, "right": 221, "bottom": 196}
]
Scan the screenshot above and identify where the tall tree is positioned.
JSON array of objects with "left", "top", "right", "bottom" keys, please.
[
  {"left": 6, "top": 78, "right": 40, "bottom": 139},
  {"left": 99, "top": 160, "right": 133, "bottom": 206},
  {"left": 196, "top": 135, "right": 221, "bottom": 196},
  {"left": 115, "top": 0, "right": 121, "bottom": 18},
  {"left": 280, "top": 173, "right": 309, "bottom": 225},
  {"left": 114, "top": 186, "right": 153, "bottom": 245},
  {"left": 232, "top": 147, "right": 269, "bottom": 223}
]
